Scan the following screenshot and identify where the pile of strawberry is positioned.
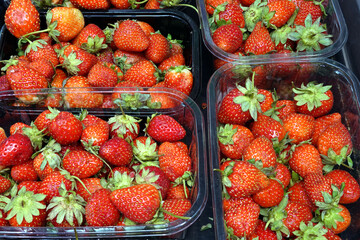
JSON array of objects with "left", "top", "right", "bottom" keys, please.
[
  {"left": 1, "top": 2, "right": 193, "bottom": 108},
  {"left": 206, "top": 0, "right": 333, "bottom": 69},
  {"left": 216, "top": 73, "right": 359, "bottom": 239},
  {"left": 0, "top": 108, "right": 195, "bottom": 228}
]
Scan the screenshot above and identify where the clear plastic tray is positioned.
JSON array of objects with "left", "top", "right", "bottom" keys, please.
[
  {"left": 207, "top": 58, "right": 360, "bottom": 239},
  {"left": 0, "top": 87, "right": 207, "bottom": 238},
  {"left": 197, "top": 0, "right": 348, "bottom": 63}
]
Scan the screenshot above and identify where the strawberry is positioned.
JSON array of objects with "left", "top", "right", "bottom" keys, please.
[
  {"left": 10, "top": 160, "right": 38, "bottom": 183},
  {"left": 266, "top": 0, "right": 296, "bottom": 28},
  {"left": 250, "top": 114, "right": 286, "bottom": 141},
  {"left": 69, "top": 0, "right": 110, "bottom": 10},
  {"left": 76, "top": 178, "right": 103, "bottom": 202},
  {"left": 61, "top": 44, "right": 98, "bottom": 76},
  {"left": 293, "top": 0, "right": 323, "bottom": 26},
  {"left": 224, "top": 201, "right": 260, "bottom": 238},
  {"left": 223, "top": 197, "right": 254, "bottom": 213},
  {"left": 158, "top": 53, "right": 185, "bottom": 72},
  {"left": 110, "top": 0, "right": 134, "bottom": 9},
  {"left": 243, "top": 136, "right": 277, "bottom": 168},
  {"left": 312, "top": 112, "right": 342, "bottom": 147},
  {"left": 17, "top": 180, "right": 41, "bottom": 193},
  {"left": 33, "top": 109, "right": 53, "bottom": 135},
  {"left": 158, "top": 142, "right": 191, "bottom": 182},
  {"left": 252, "top": 178, "right": 284, "bottom": 207},
  {"left": 282, "top": 113, "right": 315, "bottom": 144},
  {"left": 49, "top": 7, "right": 85, "bottom": 42},
  {"left": 33, "top": 141, "right": 62, "bottom": 181},
  {"left": 81, "top": 118, "right": 110, "bottom": 147},
  {"left": 72, "top": 23, "right": 108, "bottom": 53},
  {"left": 132, "top": 136, "right": 159, "bottom": 161},
  {"left": 213, "top": 3, "right": 245, "bottom": 28},
  {"left": 274, "top": 163, "right": 291, "bottom": 188},
  {"left": 288, "top": 181, "right": 315, "bottom": 211},
  {"left": 27, "top": 43, "right": 59, "bottom": 67},
  {"left": 245, "top": 21, "right": 275, "bottom": 55},
  {"left": 212, "top": 24, "right": 243, "bottom": 53},
  {"left": 166, "top": 184, "right": 190, "bottom": 200},
  {"left": 113, "top": 20, "right": 150, "bottom": 52},
  {"left": 9, "top": 122, "right": 31, "bottom": 135},
  {"left": 317, "top": 122, "right": 352, "bottom": 156},
  {"left": 108, "top": 114, "right": 141, "bottom": 141},
  {"left": 124, "top": 60, "right": 158, "bottom": 87},
  {"left": 87, "top": 62, "right": 123, "bottom": 88},
  {"left": 148, "top": 85, "right": 178, "bottom": 109},
  {"left": 248, "top": 219, "right": 277, "bottom": 240},
  {"left": 303, "top": 172, "right": 334, "bottom": 205},
  {"left": 137, "top": 166, "right": 170, "bottom": 199},
  {"left": 289, "top": 143, "right": 323, "bottom": 178},
  {"left": 293, "top": 82, "right": 333, "bottom": 118},
  {"left": 114, "top": 49, "right": 146, "bottom": 72},
  {"left": 205, "top": 0, "right": 236, "bottom": 15},
  {"left": 37, "top": 170, "right": 73, "bottom": 204},
  {"left": 48, "top": 111, "right": 83, "bottom": 145},
  {"left": 146, "top": 114, "right": 186, "bottom": 143},
  {"left": 275, "top": 100, "right": 296, "bottom": 120},
  {"left": 326, "top": 169, "right": 360, "bottom": 204},
  {"left": 6, "top": 65, "right": 48, "bottom": 104},
  {"left": 163, "top": 65, "right": 193, "bottom": 96},
  {"left": 0, "top": 133, "right": 33, "bottom": 167},
  {"left": 4, "top": 187, "right": 47, "bottom": 227},
  {"left": 221, "top": 160, "right": 270, "bottom": 198},
  {"left": 63, "top": 150, "right": 103, "bottom": 179},
  {"left": 46, "top": 187, "right": 86, "bottom": 227},
  {"left": 167, "top": 35, "right": 184, "bottom": 57},
  {"left": 162, "top": 198, "right": 192, "bottom": 222},
  {"left": 4, "top": 0, "right": 40, "bottom": 38},
  {"left": 63, "top": 76, "right": 104, "bottom": 108},
  {"left": 110, "top": 184, "right": 160, "bottom": 224},
  {"left": 0, "top": 175, "right": 11, "bottom": 194},
  {"left": 329, "top": 204, "right": 351, "bottom": 234},
  {"left": 86, "top": 188, "right": 120, "bottom": 226},
  {"left": 144, "top": 0, "right": 161, "bottom": 9},
  {"left": 218, "top": 124, "right": 254, "bottom": 159},
  {"left": 97, "top": 48, "right": 115, "bottom": 64},
  {"left": 99, "top": 137, "right": 133, "bottom": 166},
  {"left": 137, "top": 22, "right": 155, "bottom": 37},
  {"left": 144, "top": 32, "right": 170, "bottom": 64}
]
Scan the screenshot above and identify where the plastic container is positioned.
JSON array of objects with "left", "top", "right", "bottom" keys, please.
[
  {"left": 197, "top": 0, "right": 348, "bottom": 63},
  {"left": 207, "top": 58, "right": 360, "bottom": 239},
  {"left": 0, "top": 87, "right": 208, "bottom": 238},
  {"left": 0, "top": 10, "right": 201, "bottom": 101}
]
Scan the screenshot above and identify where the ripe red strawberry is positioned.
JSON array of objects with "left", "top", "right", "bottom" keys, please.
[
  {"left": 148, "top": 85, "right": 178, "bottom": 109},
  {"left": 224, "top": 201, "right": 260, "bottom": 238},
  {"left": 0, "top": 175, "right": 11, "bottom": 194},
  {"left": 266, "top": 0, "right": 296, "bottom": 28},
  {"left": 144, "top": 0, "right": 161, "bottom": 9},
  {"left": 88, "top": 62, "right": 123, "bottom": 88},
  {"left": 63, "top": 76, "right": 104, "bottom": 108},
  {"left": 146, "top": 114, "right": 186, "bottom": 142},
  {"left": 114, "top": 49, "right": 146, "bottom": 72},
  {"left": 4, "top": 187, "right": 47, "bottom": 227},
  {"left": 289, "top": 143, "right": 323, "bottom": 178},
  {"left": 72, "top": 23, "right": 108, "bottom": 53},
  {"left": 10, "top": 160, "right": 38, "bottom": 183},
  {"left": 81, "top": 118, "right": 110, "bottom": 147},
  {"left": 61, "top": 44, "right": 98, "bottom": 76},
  {"left": 221, "top": 160, "right": 270, "bottom": 198},
  {"left": 97, "top": 48, "right": 115, "bottom": 64},
  {"left": 37, "top": 170, "right": 73, "bottom": 203},
  {"left": 5, "top": 0, "right": 40, "bottom": 38},
  {"left": 0, "top": 133, "right": 33, "bottom": 167},
  {"left": 33, "top": 145, "right": 61, "bottom": 181},
  {"left": 136, "top": 21, "right": 155, "bottom": 36},
  {"left": 282, "top": 113, "right": 315, "bottom": 144},
  {"left": 9, "top": 122, "right": 31, "bottom": 135},
  {"left": 162, "top": 198, "right": 192, "bottom": 222},
  {"left": 218, "top": 124, "right": 254, "bottom": 159},
  {"left": 317, "top": 122, "right": 352, "bottom": 156},
  {"left": 49, "top": 7, "right": 85, "bottom": 42},
  {"left": 144, "top": 32, "right": 170, "bottom": 64},
  {"left": 243, "top": 136, "right": 277, "bottom": 168},
  {"left": 69, "top": 0, "right": 110, "bottom": 10},
  {"left": 76, "top": 178, "right": 103, "bottom": 202},
  {"left": 27, "top": 43, "right": 59, "bottom": 67},
  {"left": 86, "top": 189, "right": 120, "bottom": 226},
  {"left": 212, "top": 24, "right": 243, "bottom": 53},
  {"left": 48, "top": 111, "right": 83, "bottom": 145},
  {"left": 138, "top": 166, "right": 171, "bottom": 199},
  {"left": 248, "top": 219, "right": 277, "bottom": 240},
  {"left": 312, "top": 112, "right": 341, "bottom": 147},
  {"left": 59, "top": 142, "right": 84, "bottom": 157},
  {"left": 223, "top": 197, "right": 254, "bottom": 213},
  {"left": 158, "top": 53, "right": 185, "bottom": 72},
  {"left": 158, "top": 142, "right": 191, "bottom": 182},
  {"left": 304, "top": 172, "right": 334, "bottom": 205},
  {"left": 288, "top": 181, "right": 315, "bottom": 211},
  {"left": 110, "top": 184, "right": 160, "bottom": 224},
  {"left": 63, "top": 150, "right": 103, "bottom": 179},
  {"left": 166, "top": 184, "right": 190, "bottom": 200},
  {"left": 250, "top": 114, "right": 286, "bottom": 141},
  {"left": 111, "top": 0, "right": 135, "bottom": 9},
  {"left": 275, "top": 100, "right": 296, "bottom": 120},
  {"left": 326, "top": 169, "right": 360, "bottom": 204},
  {"left": 113, "top": 20, "right": 150, "bottom": 52},
  {"left": 330, "top": 204, "right": 351, "bottom": 234},
  {"left": 216, "top": 3, "right": 245, "bottom": 28},
  {"left": 164, "top": 65, "right": 193, "bottom": 96},
  {"left": 99, "top": 137, "right": 133, "bottom": 166},
  {"left": 293, "top": 82, "right": 333, "bottom": 118},
  {"left": 123, "top": 60, "right": 158, "bottom": 87},
  {"left": 108, "top": 114, "right": 141, "bottom": 141},
  {"left": 294, "top": 0, "right": 323, "bottom": 26},
  {"left": 274, "top": 163, "right": 291, "bottom": 188},
  {"left": 17, "top": 180, "right": 41, "bottom": 193},
  {"left": 206, "top": 0, "right": 236, "bottom": 15},
  {"left": 33, "top": 109, "right": 53, "bottom": 136},
  {"left": 252, "top": 178, "right": 284, "bottom": 207},
  {"left": 245, "top": 22, "right": 275, "bottom": 55},
  {"left": 6, "top": 65, "right": 48, "bottom": 104}
]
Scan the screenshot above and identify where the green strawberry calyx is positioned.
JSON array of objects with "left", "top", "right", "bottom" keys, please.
[
  {"left": 135, "top": 169, "right": 160, "bottom": 189},
  {"left": 217, "top": 124, "right": 238, "bottom": 145},
  {"left": 80, "top": 35, "right": 108, "bottom": 54},
  {"left": 4, "top": 185, "right": 46, "bottom": 225},
  {"left": 233, "top": 75, "right": 266, "bottom": 121},
  {"left": 46, "top": 183, "right": 86, "bottom": 226},
  {"left": 101, "top": 171, "right": 134, "bottom": 191},
  {"left": 292, "top": 222, "right": 328, "bottom": 239},
  {"left": 293, "top": 81, "right": 332, "bottom": 111},
  {"left": 321, "top": 145, "right": 353, "bottom": 173},
  {"left": 108, "top": 114, "right": 141, "bottom": 139},
  {"left": 288, "top": 14, "right": 333, "bottom": 52},
  {"left": 243, "top": 0, "right": 267, "bottom": 32},
  {"left": 59, "top": 50, "right": 83, "bottom": 76},
  {"left": 31, "top": 138, "right": 62, "bottom": 171},
  {"left": 22, "top": 122, "right": 46, "bottom": 151},
  {"left": 132, "top": 137, "right": 160, "bottom": 161}
]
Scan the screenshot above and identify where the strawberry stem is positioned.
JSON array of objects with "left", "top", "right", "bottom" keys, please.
[
  {"left": 70, "top": 175, "right": 92, "bottom": 195},
  {"left": 162, "top": 209, "right": 190, "bottom": 220}
]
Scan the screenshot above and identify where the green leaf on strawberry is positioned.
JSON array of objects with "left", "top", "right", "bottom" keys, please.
[{"left": 293, "top": 82, "right": 332, "bottom": 111}]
